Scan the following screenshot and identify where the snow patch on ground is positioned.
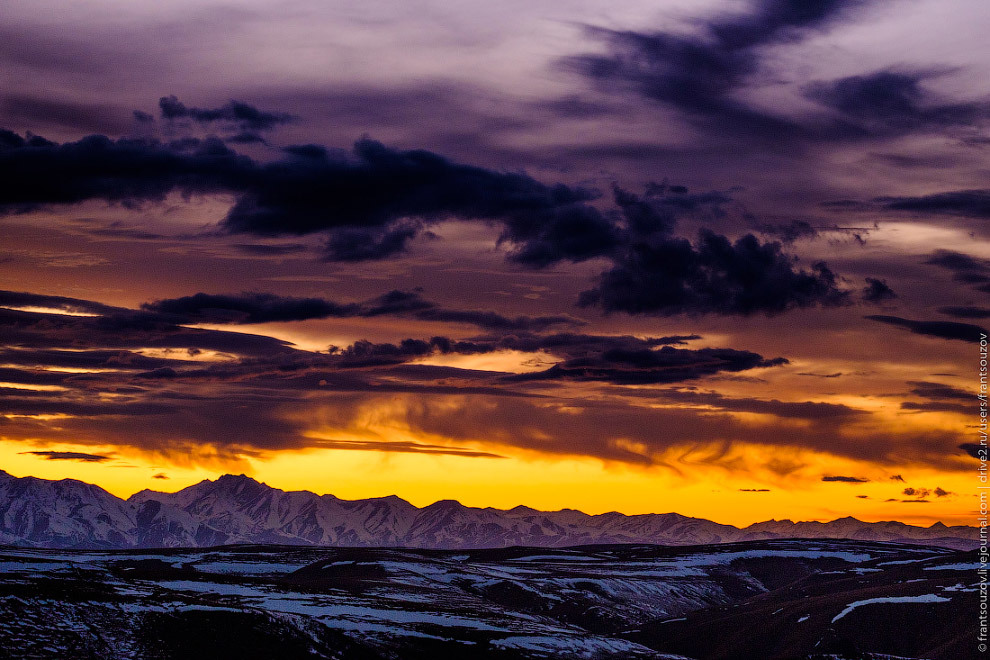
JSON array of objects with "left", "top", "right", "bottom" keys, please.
[
  {"left": 490, "top": 634, "right": 672, "bottom": 658},
  {"left": 923, "top": 562, "right": 980, "bottom": 571},
  {"left": 192, "top": 560, "right": 309, "bottom": 574},
  {"left": 831, "top": 594, "right": 951, "bottom": 623}
]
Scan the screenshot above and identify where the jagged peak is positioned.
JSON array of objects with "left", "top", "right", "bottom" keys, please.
[
  {"left": 3, "top": 470, "right": 115, "bottom": 495},
  {"left": 426, "top": 498, "right": 465, "bottom": 510},
  {"left": 0, "top": 470, "right": 980, "bottom": 552},
  {"left": 370, "top": 494, "right": 412, "bottom": 506},
  {"left": 196, "top": 473, "right": 277, "bottom": 497},
  {"left": 127, "top": 488, "right": 166, "bottom": 501},
  {"left": 215, "top": 473, "right": 265, "bottom": 486}
]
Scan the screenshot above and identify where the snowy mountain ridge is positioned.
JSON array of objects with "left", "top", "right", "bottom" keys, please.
[{"left": 0, "top": 469, "right": 978, "bottom": 550}]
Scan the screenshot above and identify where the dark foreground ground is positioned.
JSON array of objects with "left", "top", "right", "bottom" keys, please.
[{"left": 0, "top": 539, "right": 980, "bottom": 660}]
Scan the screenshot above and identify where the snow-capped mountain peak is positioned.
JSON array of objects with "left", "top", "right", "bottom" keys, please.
[{"left": 0, "top": 471, "right": 980, "bottom": 550}]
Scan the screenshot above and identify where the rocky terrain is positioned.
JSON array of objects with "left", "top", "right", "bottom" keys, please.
[{"left": 0, "top": 539, "right": 979, "bottom": 659}]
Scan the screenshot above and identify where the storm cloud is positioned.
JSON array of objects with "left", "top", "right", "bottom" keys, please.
[
  {"left": 0, "top": 286, "right": 972, "bottom": 473},
  {"left": 0, "top": 129, "right": 611, "bottom": 266},
  {"left": 564, "top": 0, "right": 864, "bottom": 141},
  {"left": 567, "top": 186, "right": 849, "bottom": 316},
  {"left": 0, "top": 127, "right": 854, "bottom": 317},
  {"left": 805, "top": 70, "right": 985, "bottom": 137},
  {"left": 142, "top": 290, "right": 582, "bottom": 332},
  {"left": 564, "top": 1, "right": 986, "bottom": 159},
  {"left": 0, "top": 294, "right": 793, "bottom": 457}
]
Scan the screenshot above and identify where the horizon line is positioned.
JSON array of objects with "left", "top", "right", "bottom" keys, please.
[{"left": 1, "top": 468, "right": 974, "bottom": 531}]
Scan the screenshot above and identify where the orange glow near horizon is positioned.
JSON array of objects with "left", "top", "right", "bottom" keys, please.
[
  {"left": 0, "top": 436, "right": 976, "bottom": 528},
  {"left": 0, "top": 260, "right": 978, "bottom": 530}
]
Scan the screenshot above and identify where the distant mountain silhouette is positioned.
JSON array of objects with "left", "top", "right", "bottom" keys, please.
[{"left": 0, "top": 470, "right": 977, "bottom": 550}]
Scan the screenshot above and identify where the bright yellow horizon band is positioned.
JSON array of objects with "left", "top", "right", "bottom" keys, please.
[{"left": 0, "top": 438, "right": 975, "bottom": 529}]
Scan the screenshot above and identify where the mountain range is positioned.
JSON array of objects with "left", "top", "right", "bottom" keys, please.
[{"left": 0, "top": 469, "right": 978, "bottom": 550}]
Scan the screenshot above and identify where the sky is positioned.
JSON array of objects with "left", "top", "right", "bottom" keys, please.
[{"left": 1, "top": 0, "right": 988, "bottom": 526}]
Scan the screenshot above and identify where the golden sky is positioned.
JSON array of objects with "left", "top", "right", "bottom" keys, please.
[{"left": 1, "top": 0, "right": 988, "bottom": 528}]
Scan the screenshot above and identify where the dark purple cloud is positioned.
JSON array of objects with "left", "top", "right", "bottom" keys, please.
[
  {"left": 0, "top": 289, "right": 126, "bottom": 316},
  {"left": 144, "top": 292, "right": 363, "bottom": 324},
  {"left": 232, "top": 243, "right": 308, "bottom": 256},
  {"left": 938, "top": 306, "right": 990, "bottom": 320},
  {"left": 861, "top": 277, "right": 896, "bottom": 304},
  {"left": 0, "top": 288, "right": 973, "bottom": 471},
  {"left": 900, "top": 401, "right": 969, "bottom": 414},
  {"left": 384, "top": 393, "right": 965, "bottom": 469},
  {"left": 804, "top": 70, "right": 985, "bottom": 136},
  {"left": 563, "top": 0, "right": 864, "bottom": 142},
  {"left": 921, "top": 250, "right": 990, "bottom": 297},
  {"left": 924, "top": 250, "right": 990, "bottom": 275},
  {"left": 323, "top": 221, "right": 425, "bottom": 262},
  {"left": 866, "top": 315, "right": 987, "bottom": 343},
  {"left": 0, "top": 296, "right": 792, "bottom": 457},
  {"left": 877, "top": 189, "right": 990, "bottom": 219},
  {"left": 158, "top": 95, "right": 295, "bottom": 132},
  {"left": 574, "top": 187, "right": 850, "bottom": 316},
  {"left": 907, "top": 381, "right": 972, "bottom": 401},
  {"left": 311, "top": 438, "right": 505, "bottom": 459},
  {"left": 0, "top": 94, "right": 130, "bottom": 134},
  {"left": 21, "top": 451, "right": 112, "bottom": 462},
  {"left": 141, "top": 290, "right": 583, "bottom": 332},
  {"left": 0, "top": 128, "right": 615, "bottom": 265},
  {"left": 756, "top": 220, "right": 819, "bottom": 243},
  {"left": 0, "top": 305, "right": 296, "bottom": 357},
  {"left": 643, "top": 388, "right": 864, "bottom": 420},
  {"left": 581, "top": 226, "right": 849, "bottom": 316},
  {"left": 511, "top": 345, "right": 787, "bottom": 385},
  {"left": 0, "top": 128, "right": 854, "bottom": 316}
]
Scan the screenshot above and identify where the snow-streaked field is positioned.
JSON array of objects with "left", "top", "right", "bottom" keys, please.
[{"left": 0, "top": 538, "right": 978, "bottom": 660}]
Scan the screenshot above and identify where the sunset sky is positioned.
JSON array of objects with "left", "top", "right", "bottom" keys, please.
[{"left": 1, "top": 0, "right": 988, "bottom": 526}]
